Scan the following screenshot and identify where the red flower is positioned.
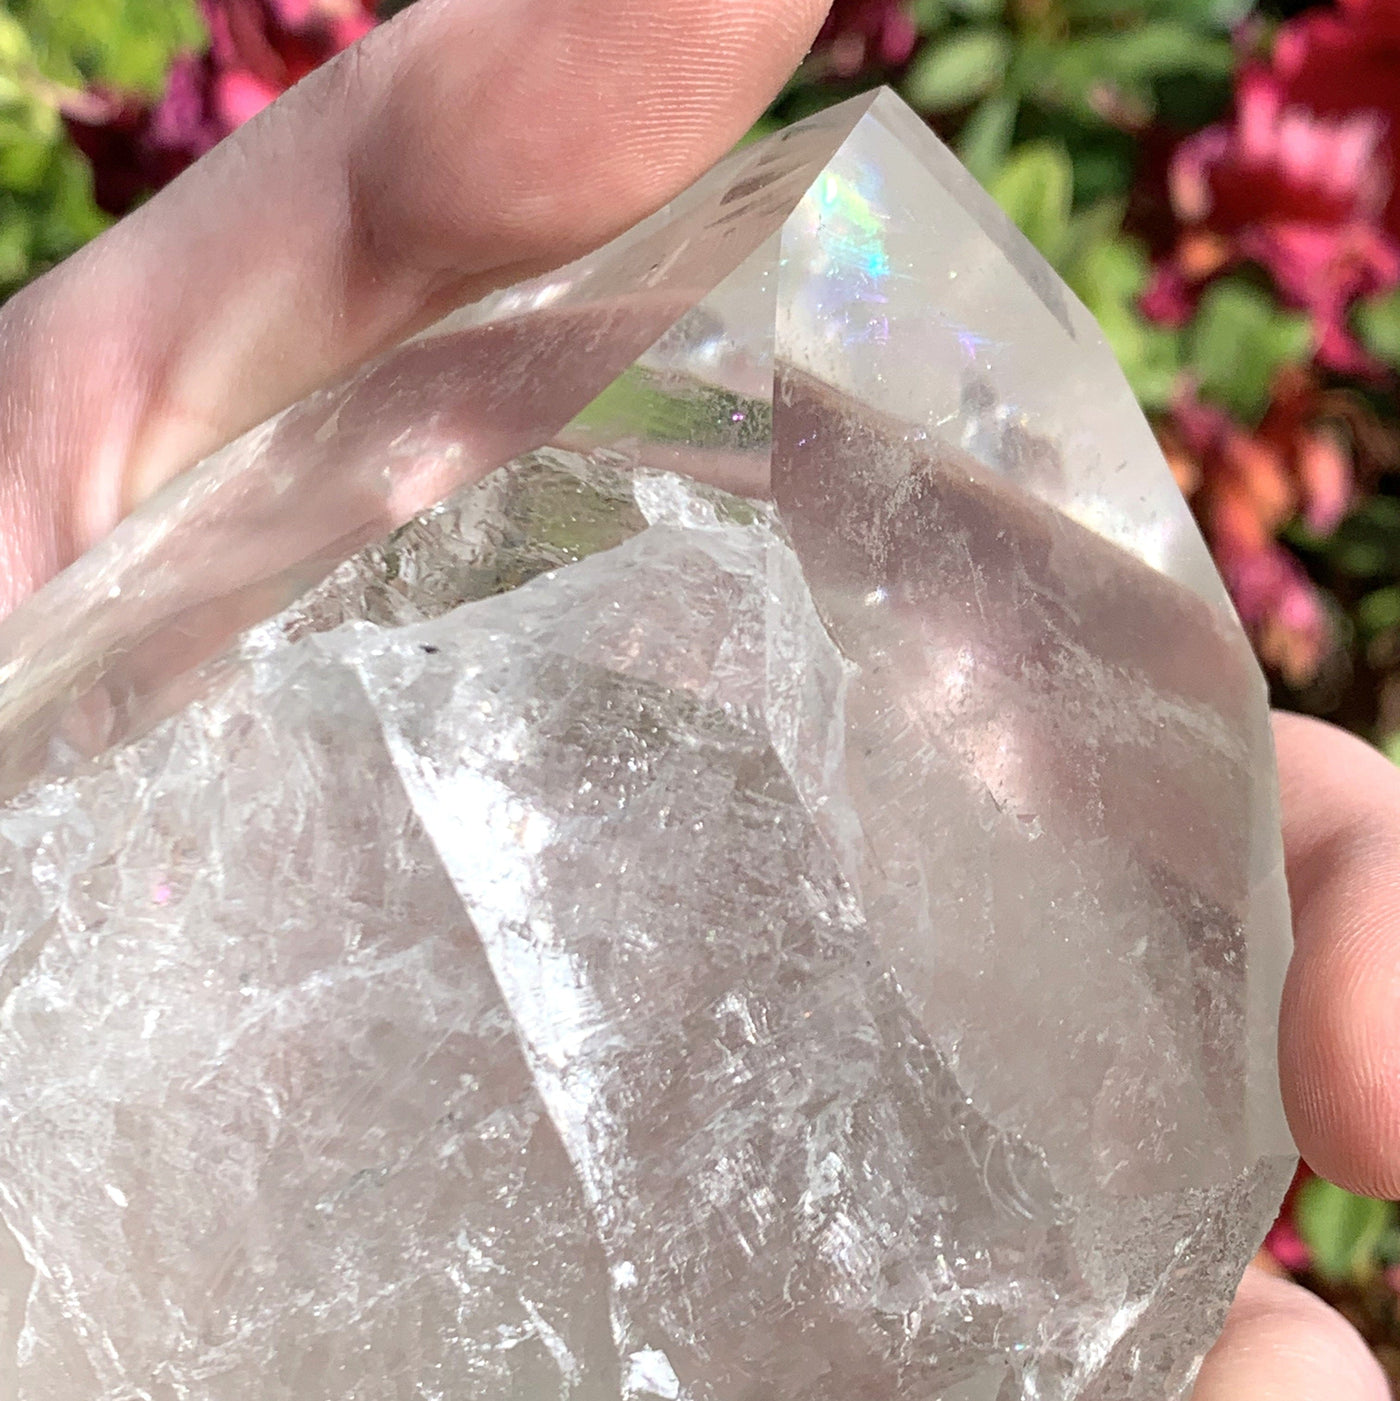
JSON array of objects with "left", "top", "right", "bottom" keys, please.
[
  {"left": 64, "top": 0, "right": 376, "bottom": 216},
  {"left": 1265, "top": 1215, "right": 1313, "bottom": 1274},
  {"left": 1218, "top": 537, "right": 1331, "bottom": 687},
  {"left": 1161, "top": 371, "right": 1348, "bottom": 684},
  {"left": 1273, "top": 0, "right": 1400, "bottom": 239},
  {"left": 816, "top": 1, "right": 919, "bottom": 79},
  {"left": 204, "top": 0, "right": 376, "bottom": 129},
  {"left": 63, "top": 60, "right": 223, "bottom": 216},
  {"left": 1147, "top": 64, "right": 1400, "bottom": 371},
  {"left": 1264, "top": 1164, "right": 1316, "bottom": 1275}
]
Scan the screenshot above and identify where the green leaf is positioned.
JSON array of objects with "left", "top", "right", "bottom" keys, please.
[
  {"left": 1093, "top": 25, "right": 1231, "bottom": 96},
  {"left": 987, "top": 139, "right": 1073, "bottom": 264},
  {"left": 1095, "top": 22, "right": 1234, "bottom": 82},
  {"left": 1354, "top": 288, "right": 1400, "bottom": 368},
  {"left": 0, "top": 11, "right": 88, "bottom": 299},
  {"left": 910, "top": 0, "right": 951, "bottom": 32},
  {"left": 1021, "top": 22, "right": 1233, "bottom": 124},
  {"left": 1063, "top": 194, "right": 1128, "bottom": 268},
  {"left": 1296, "top": 1178, "right": 1396, "bottom": 1283},
  {"left": 956, "top": 91, "right": 1017, "bottom": 183},
  {"left": 1187, "top": 280, "right": 1312, "bottom": 423},
  {"left": 903, "top": 26, "right": 1011, "bottom": 113},
  {"left": 0, "top": 205, "right": 32, "bottom": 282},
  {"left": 1003, "top": 96, "right": 1139, "bottom": 204},
  {"left": 573, "top": 366, "right": 772, "bottom": 453},
  {"left": 0, "top": 118, "right": 54, "bottom": 192},
  {"left": 740, "top": 114, "right": 784, "bottom": 147},
  {"left": 1058, "top": 0, "right": 1246, "bottom": 21},
  {"left": 1070, "top": 235, "right": 1182, "bottom": 411},
  {"left": 10, "top": 0, "right": 203, "bottom": 93},
  {"left": 1303, "top": 495, "right": 1400, "bottom": 579},
  {"left": 946, "top": 0, "right": 1004, "bottom": 18},
  {"left": 1357, "top": 585, "right": 1400, "bottom": 638}
]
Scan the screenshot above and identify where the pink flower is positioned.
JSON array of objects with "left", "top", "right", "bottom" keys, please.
[
  {"left": 816, "top": 1, "right": 919, "bottom": 79},
  {"left": 1216, "top": 534, "right": 1331, "bottom": 686},
  {"left": 1264, "top": 1164, "right": 1316, "bottom": 1276},
  {"left": 64, "top": 62, "right": 221, "bottom": 215},
  {"left": 1265, "top": 1216, "right": 1313, "bottom": 1274},
  {"left": 1160, "top": 375, "right": 1347, "bottom": 685},
  {"left": 1273, "top": 0, "right": 1400, "bottom": 241},
  {"left": 204, "top": 0, "right": 375, "bottom": 129},
  {"left": 1150, "top": 66, "right": 1400, "bottom": 370},
  {"left": 64, "top": 0, "right": 376, "bottom": 215}
]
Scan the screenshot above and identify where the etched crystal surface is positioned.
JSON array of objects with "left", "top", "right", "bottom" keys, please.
[{"left": 0, "top": 91, "right": 1293, "bottom": 1399}]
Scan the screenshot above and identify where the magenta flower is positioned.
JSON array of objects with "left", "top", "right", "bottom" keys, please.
[
  {"left": 1162, "top": 375, "right": 1346, "bottom": 685},
  {"left": 1265, "top": 1216, "right": 1313, "bottom": 1275},
  {"left": 816, "top": 0, "right": 919, "bottom": 79},
  {"left": 203, "top": 0, "right": 376, "bottom": 129},
  {"left": 65, "top": 0, "right": 376, "bottom": 216},
  {"left": 1148, "top": 66, "right": 1400, "bottom": 371},
  {"left": 1273, "top": 0, "right": 1400, "bottom": 239},
  {"left": 1263, "top": 1164, "right": 1315, "bottom": 1276}
]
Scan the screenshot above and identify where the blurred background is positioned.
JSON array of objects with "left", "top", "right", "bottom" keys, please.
[{"left": 2, "top": 0, "right": 1399, "bottom": 1382}]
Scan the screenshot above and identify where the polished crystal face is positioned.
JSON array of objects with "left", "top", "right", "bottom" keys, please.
[{"left": 0, "top": 91, "right": 1293, "bottom": 1399}]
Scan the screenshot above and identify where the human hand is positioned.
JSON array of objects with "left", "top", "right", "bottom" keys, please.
[
  {"left": 0, "top": 0, "right": 828, "bottom": 612},
  {"left": 1191, "top": 713, "right": 1399, "bottom": 1399},
  {"left": 0, "top": 3, "right": 1395, "bottom": 1396}
]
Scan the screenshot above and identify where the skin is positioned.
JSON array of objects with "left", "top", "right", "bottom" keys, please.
[{"left": 0, "top": 2, "right": 1395, "bottom": 1393}]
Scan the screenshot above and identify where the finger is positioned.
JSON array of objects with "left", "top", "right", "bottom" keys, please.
[
  {"left": 1193, "top": 1264, "right": 1389, "bottom": 1399},
  {"left": 1274, "top": 711, "right": 1400, "bottom": 1197},
  {"left": 0, "top": 0, "right": 828, "bottom": 610}
]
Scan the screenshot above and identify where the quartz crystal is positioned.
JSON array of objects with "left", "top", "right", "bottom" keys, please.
[{"left": 0, "top": 90, "right": 1294, "bottom": 1399}]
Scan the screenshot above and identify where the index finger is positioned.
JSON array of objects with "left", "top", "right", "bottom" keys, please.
[
  {"left": 0, "top": 0, "right": 828, "bottom": 613},
  {"left": 1274, "top": 711, "right": 1400, "bottom": 1197}
]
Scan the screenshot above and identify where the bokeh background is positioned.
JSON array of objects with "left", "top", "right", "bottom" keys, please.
[{"left": 3, "top": 0, "right": 1400, "bottom": 1382}]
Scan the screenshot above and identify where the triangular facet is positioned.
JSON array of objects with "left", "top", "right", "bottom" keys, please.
[{"left": 774, "top": 90, "right": 1227, "bottom": 610}]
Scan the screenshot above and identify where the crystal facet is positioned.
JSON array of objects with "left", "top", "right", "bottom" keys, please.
[{"left": 0, "top": 91, "right": 1293, "bottom": 1399}]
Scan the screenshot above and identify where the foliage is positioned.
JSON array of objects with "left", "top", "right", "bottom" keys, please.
[
  {"left": 1295, "top": 1173, "right": 1399, "bottom": 1284},
  {"left": 0, "top": 0, "right": 200, "bottom": 298},
  {"left": 10, "top": 0, "right": 203, "bottom": 93}
]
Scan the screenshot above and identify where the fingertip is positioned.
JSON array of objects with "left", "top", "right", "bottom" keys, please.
[
  {"left": 0, "top": 0, "right": 833, "bottom": 598},
  {"left": 1193, "top": 1265, "right": 1389, "bottom": 1400},
  {"left": 1282, "top": 909, "right": 1400, "bottom": 1197},
  {"left": 348, "top": 0, "right": 831, "bottom": 292},
  {"left": 1273, "top": 713, "right": 1400, "bottom": 1198}
]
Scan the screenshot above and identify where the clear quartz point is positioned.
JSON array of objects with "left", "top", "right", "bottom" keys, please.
[{"left": 0, "top": 90, "right": 1294, "bottom": 1399}]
